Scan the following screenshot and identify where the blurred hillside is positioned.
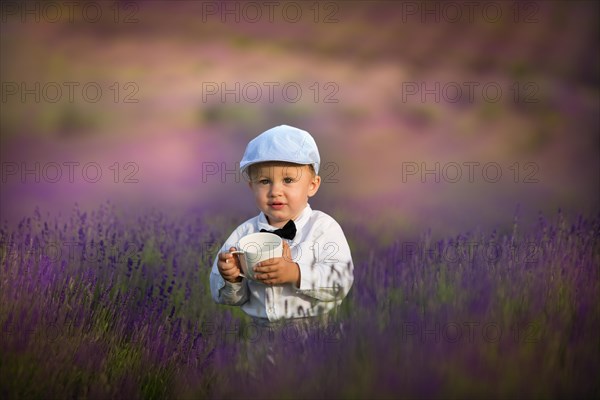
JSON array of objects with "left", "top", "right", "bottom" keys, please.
[{"left": 1, "top": 1, "right": 598, "bottom": 240}]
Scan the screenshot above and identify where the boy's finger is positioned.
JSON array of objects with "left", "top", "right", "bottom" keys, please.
[
  {"left": 282, "top": 241, "right": 292, "bottom": 258},
  {"left": 219, "top": 261, "right": 232, "bottom": 271},
  {"left": 256, "top": 258, "right": 278, "bottom": 268},
  {"left": 223, "top": 264, "right": 241, "bottom": 276},
  {"left": 219, "top": 247, "right": 238, "bottom": 260},
  {"left": 253, "top": 265, "right": 268, "bottom": 273},
  {"left": 220, "top": 260, "right": 239, "bottom": 271}
]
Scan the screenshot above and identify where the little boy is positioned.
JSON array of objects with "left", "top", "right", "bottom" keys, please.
[{"left": 209, "top": 125, "right": 354, "bottom": 327}]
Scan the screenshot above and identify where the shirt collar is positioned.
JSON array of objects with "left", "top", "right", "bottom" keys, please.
[{"left": 258, "top": 204, "right": 312, "bottom": 232}]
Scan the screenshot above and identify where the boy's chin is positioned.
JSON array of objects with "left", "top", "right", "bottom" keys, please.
[
  {"left": 263, "top": 210, "right": 289, "bottom": 224},
  {"left": 265, "top": 214, "right": 288, "bottom": 224}
]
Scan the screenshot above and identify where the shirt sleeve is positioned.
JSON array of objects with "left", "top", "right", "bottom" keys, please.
[
  {"left": 209, "top": 229, "right": 250, "bottom": 306},
  {"left": 294, "top": 218, "right": 354, "bottom": 302}
]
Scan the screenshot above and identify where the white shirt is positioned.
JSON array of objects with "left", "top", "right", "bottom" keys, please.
[{"left": 210, "top": 204, "right": 354, "bottom": 321}]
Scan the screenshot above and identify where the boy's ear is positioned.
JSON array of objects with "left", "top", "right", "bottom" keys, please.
[{"left": 307, "top": 175, "right": 321, "bottom": 198}]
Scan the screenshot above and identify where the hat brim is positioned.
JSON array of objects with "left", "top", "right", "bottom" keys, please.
[{"left": 241, "top": 160, "right": 319, "bottom": 176}]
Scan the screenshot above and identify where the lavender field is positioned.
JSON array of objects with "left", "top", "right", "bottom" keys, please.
[
  {"left": 1, "top": 203, "right": 598, "bottom": 399},
  {"left": 1, "top": 1, "right": 599, "bottom": 399}
]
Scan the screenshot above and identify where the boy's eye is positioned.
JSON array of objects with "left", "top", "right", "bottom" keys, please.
[
  {"left": 258, "top": 179, "right": 270, "bottom": 185},
  {"left": 283, "top": 177, "right": 294, "bottom": 184}
]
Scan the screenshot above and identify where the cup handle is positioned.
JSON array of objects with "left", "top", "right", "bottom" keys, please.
[{"left": 230, "top": 250, "right": 246, "bottom": 278}]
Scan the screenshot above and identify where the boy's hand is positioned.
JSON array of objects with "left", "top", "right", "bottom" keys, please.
[
  {"left": 254, "top": 242, "right": 300, "bottom": 287},
  {"left": 217, "top": 247, "right": 243, "bottom": 283}
]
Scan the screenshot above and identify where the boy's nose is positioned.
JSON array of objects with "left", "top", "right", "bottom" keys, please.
[{"left": 269, "top": 182, "right": 283, "bottom": 196}]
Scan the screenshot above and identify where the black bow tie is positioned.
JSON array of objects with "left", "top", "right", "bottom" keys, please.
[{"left": 261, "top": 219, "right": 296, "bottom": 240}]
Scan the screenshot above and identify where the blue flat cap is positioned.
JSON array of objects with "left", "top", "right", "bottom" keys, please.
[{"left": 240, "top": 125, "right": 321, "bottom": 174}]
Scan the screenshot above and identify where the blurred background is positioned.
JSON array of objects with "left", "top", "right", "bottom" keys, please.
[{"left": 1, "top": 1, "right": 598, "bottom": 241}]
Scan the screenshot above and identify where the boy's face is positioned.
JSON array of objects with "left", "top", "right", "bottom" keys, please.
[{"left": 248, "top": 162, "right": 321, "bottom": 228}]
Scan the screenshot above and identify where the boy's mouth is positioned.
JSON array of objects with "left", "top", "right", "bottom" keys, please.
[{"left": 268, "top": 202, "right": 286, "bottom": 210}]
